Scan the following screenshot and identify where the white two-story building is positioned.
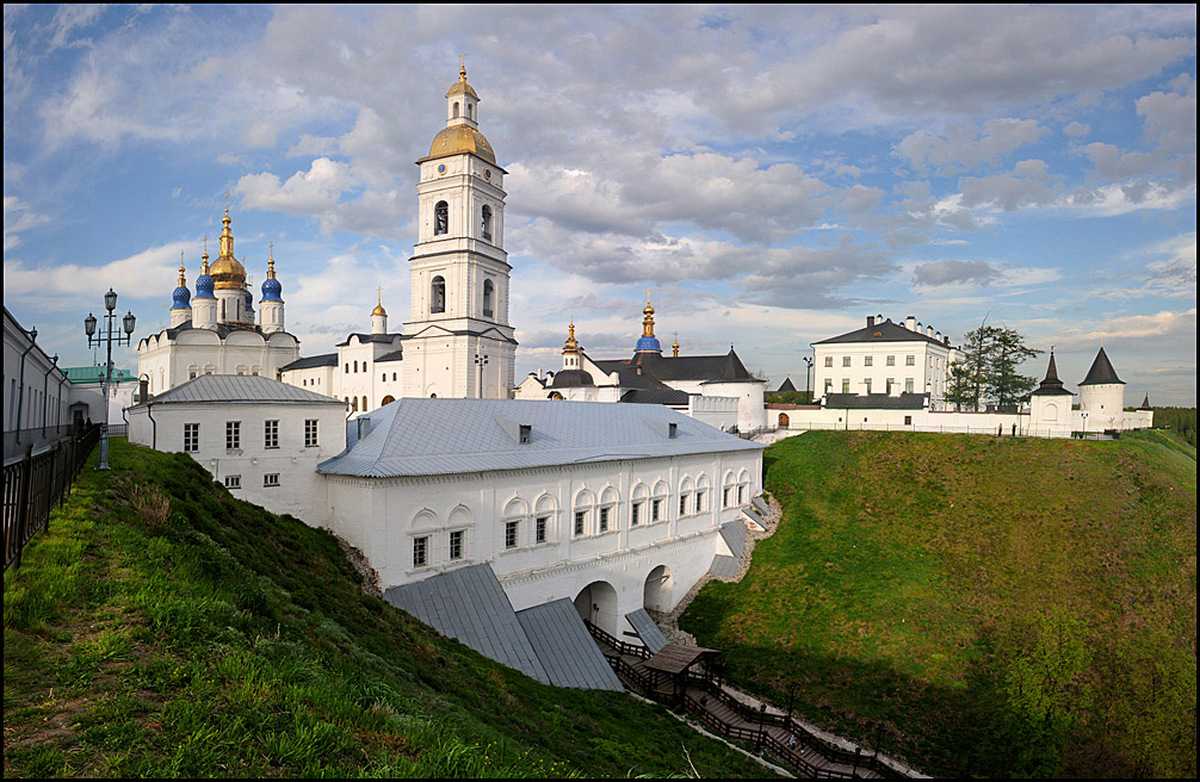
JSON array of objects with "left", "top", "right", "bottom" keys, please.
[{"left": 812, "top": 314, "right": 960, "bottom": 410}]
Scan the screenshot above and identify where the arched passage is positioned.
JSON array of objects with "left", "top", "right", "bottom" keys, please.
[
  {"left": 778, "top": 412, "right": 790, "bottom": 428},
  {"left": 574, "top": 580, "right": 619, "bottom": 636},
  {"left": 644, "top": 565, "right": 673, "bottom": 613}
]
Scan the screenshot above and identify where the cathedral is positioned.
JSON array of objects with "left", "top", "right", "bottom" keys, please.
[{"left": 136, "top": 210, "right": 301, "bottom": 394}]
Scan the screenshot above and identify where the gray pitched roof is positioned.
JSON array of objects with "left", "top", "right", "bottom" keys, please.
[
  {"left": 814, "top": 318, "right": 950, "bottom": 347},
  {"left": 550, "top": 369, "right": 594, "bottom": 388},
  {"left": 516, "top": 600, "right": 624, "bottom": 690},
  {"left": 624, "top": 609, "right": 668, "bottom": 653},
  {"left": 336, "top": 332, "right": 405, "bottom": 347},
  {"left": 1079, "top": 347, "right": 1124, "bottom": 385},
  {"left": 385, "top": 564, "right": 550, "bottom": 684},
  {"left": 280, "top": 353, "right": 338, "bottom": 371},
  {"left": 319, "top": 398, "right": 762, "bottom": 478},
  {"left": 776, "top": 377, "right": 797, "bottom": 393},
  {"left": 824, "top": 392, "right": 928, "bottom": 410},
  {"left": 136, "top": 374, "right": 343, "bottom": 406},
  {"left": 1032, "top": 351, "right": 1073, "bottom": 396},
  {"left": 594, "top": 347, "right": 760, "bottom": 384},
  {"left": 377, "top": 349, "right": 404, "bottom": 363}
]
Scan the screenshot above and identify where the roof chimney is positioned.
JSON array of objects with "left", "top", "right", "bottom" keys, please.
[
  {"left": 926, "top": 325, "right": 934, "bottom": 337},
  {"left": 943, "top": 335, "right": 950, "bottom": 346},
  {"left": 668, "top": 421, "right": 678, "bottom": 439},
  {"left": 906, "top": 315, "right": 916, "bottom": 331},
  {"left": 519, "top": 424, "right": 532, "bottom": 444},
  {"left": 866, "top": 315, "right": 876, "bottom": 327}
]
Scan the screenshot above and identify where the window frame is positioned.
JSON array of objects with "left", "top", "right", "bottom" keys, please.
[
  {"left": 304, "top": 419, "right": 319, "bottom": 447},
  {"left": 183, "top": 422, "right": 199, "bottom": 453},
  {"left": 263, "top": 419, "right": 279, "bottom": 450},
  {"left": 225, "top": 420, "right": 241, "bottom": 452}
]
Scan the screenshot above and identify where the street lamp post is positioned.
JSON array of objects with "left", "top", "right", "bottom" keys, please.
[
  {"left": 802, "top": 354, "right": 814, "bottom": 404},
  {"left": 474, "top": 352, "right": 489, "bottom": 399},
  {"left": 84, "top": 288, "right": 136, "bottom": 470},
  {"left": 41, "top": 354, "right": 59, "bottom": 437}
]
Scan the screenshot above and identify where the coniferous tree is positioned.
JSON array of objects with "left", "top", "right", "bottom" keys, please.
[
  {"left": 987, "top": 328, "right": 1041, "bottom": 410},
  {"left": 945, "top": 361, "right": 975, "bottom": 412}
]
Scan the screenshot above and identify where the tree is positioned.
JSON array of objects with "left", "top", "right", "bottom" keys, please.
[
  {"left": 944, "top": 360, "right": 975, "bottom": 412},
  {"left": 987, "top": 328, "right": 1041, "bottom": 410},
  {"left": 954, "top": 325, "right": 999, "bottom": 412}
]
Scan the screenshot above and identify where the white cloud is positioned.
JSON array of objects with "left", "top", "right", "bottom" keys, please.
[
  {"left": 896, "top": 118, "right": 1048, "bottom": 174},
  {"left": 3, "top": 195, "right": 49, "bottom": 251},
  {"left": 4, "top": 240, "right": 190, "bottom": 302},
  {"left": 1063, "top": 121, "right": 1090, "bottom": 138}
]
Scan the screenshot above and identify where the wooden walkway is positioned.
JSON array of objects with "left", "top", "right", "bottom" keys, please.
[{"left": 591, "top": 628, "right": 892, "bottom": 780}]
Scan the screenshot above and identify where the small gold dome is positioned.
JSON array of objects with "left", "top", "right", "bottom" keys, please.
[
  {"left": 371, "top": 302, "right": 388, "bottom": 317},
  {"left": 422, "top": 124, "right": 496, "bottom": 164},
  {"left": 210, "top": 254, "right": 247, "bottom": 290},
  {"left": 447, "top": 62, "right": 479, "bottom": 99}
]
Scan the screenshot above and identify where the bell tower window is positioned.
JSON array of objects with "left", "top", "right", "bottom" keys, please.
[
  {"left": 481, "top": 205, "right": 492, "bottom": 240},
  {"left": 483, "top": 279, "right": 494, "bottom": 318},
  {"left": 431, "top": 276, "right": 446, "bottom": 314},
  {"left": 434, "top": 201, "right": 448, "bottom": 236},
  {"left": 452, "top": 102, "right": 459, "bottom": 118}
]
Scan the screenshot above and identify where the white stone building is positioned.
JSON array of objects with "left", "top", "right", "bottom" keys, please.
[
  {"left": 278, "top": 64, "right": 516, "bottom": 408},
  {"left": 515, "top": 304, "right": 766, "bottom": 433},
  {"left": 126, "top": 375, "right": 347, "bottom": 518},
  {"left": 136, "top": 214, "right": 301, "bottom": 395},
  {"left": 316, "top": 398, "right": 763, "bottom": 637},
  {"left": 812, "top": 314, "right": 959, "bottom": 410}
]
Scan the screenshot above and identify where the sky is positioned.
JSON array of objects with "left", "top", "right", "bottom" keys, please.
[{"left": 3, "top": 4, "right": 1196, "bottom": 404}]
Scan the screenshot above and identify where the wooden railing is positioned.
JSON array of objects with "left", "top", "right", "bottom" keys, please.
[{"left": 3, "top": 425, "right": 99, "bottom": 569}]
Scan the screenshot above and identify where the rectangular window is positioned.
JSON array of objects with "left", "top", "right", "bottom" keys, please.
[
  {"left": 680, "top": 495, "right": 687, "bottom": 516},
  {"left": 886, "top": 378, "right": 895, "bottom": 394},
  {"left": 842, "top": 356, "right": 851, "bottom": 367},
  {"left": 824, "top": 378, "right": 833, "bottom": 393},
  {"left": 505, "top": 520, "right": 519, "bottom": 550},
  {"left": 904, "top": 415, "right": 913, "bottom": 426},
  {"left": 864, "top": 379, "right": 872, "bottom": 394},
  {"left": 304, "top": 419, "right": 319, "bottom": 447},
  {"left": 695, "top": 490, "right": 704, "bottom": 513},
  {"left": 183, "top": 423, "right": 199, "bottom": 453},
  {"left": 723, "top": 487, "right": 731, "bottom": 508},
  {"left": 652, "top": 498, "right": 661, "bottom": 522},
  {"left": 413, "top": 536, "right": 428, "bottom": 568},
  {"left": 263, "top": 473, "right": 280, "bottom": 487},
  {"left": 599, "top": 506, "right": 609, "bottom": 532},
  {"left": 631, "top": 503, "right": 640, "bottom": 526},
  {"left": 887, "top": 355, "right": 895, "bottom": 366},
  {"left": 264, "top": 419, "right": 279, "bottom": 449},
  {"left": 536, "top": 516, "right": 548, "bottom": 544},
  {"left": 574, "top": 511, "right": 586, "bottom": 536},
  {"left": 906, "top": 354, "right": 916, "bottom": 366},
  {"left": 863, "top": 356, "right": 873, "bottom": 366},
  {"left": 224, "top": 474, "right": 241, "bottom": 489},
  {"left": 841, "top": 379, "right": 850, "bottom": 393},
  {"left": 824, "top": 356, "right": 833, "bottom": 367},
  {"left": 449, "top": 530, "right": 464, "bottom": 561},
  {"left": 226, "top": 421, "right": 240, "bottom": 451},
  {"left": 905, "top": 378, "right": 914, "bottom": 394}
]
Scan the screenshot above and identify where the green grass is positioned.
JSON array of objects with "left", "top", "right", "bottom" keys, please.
[
  {"left": 3, "top": 438, "right": 775, "bottom": 778},
  {"left": 681, "top": 429, "right": 1197, "bottom": 778}
]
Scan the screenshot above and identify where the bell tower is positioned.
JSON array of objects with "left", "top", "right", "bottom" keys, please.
[{"left": 402, "top": 62, "right": 516, "bottom": 399}]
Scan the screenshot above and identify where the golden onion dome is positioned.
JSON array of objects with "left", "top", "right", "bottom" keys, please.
[
  {"left": 211, "top": 208, "right": 247, "bottom": 290},
  {"left": 371, "top": 301, "right": 388, "bottom": 317},
  {"left": 422, "top": 124, "right": 496, "bottom": 164}
]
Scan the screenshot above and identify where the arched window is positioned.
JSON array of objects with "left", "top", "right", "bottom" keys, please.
[
  {"left": 502, "top": 497, "right": 528, "bottom": 551},
  {"left": 481, "top": 205, "right": 492, "bottom": 240},
  {"left": 630, "top": 483, "right": 649, "bottom": 527},
  {"left": 467, "top": 103, "right": 473, "bottom": 119},
  {"left": 737, "top": 469, "right": 750, "bottom": 506},
  {"left": 482, "top": 279, "right": 494, "bottom": 318},
  {"left": 678, "top": 475, "right": 694, "bottom": 518},
  {"left": 381, "top": 395, "right": 395, "bottom": 405},
  {"left": 573, "top": 489, "right": 595, "bottom": 537},
  {"left": 353, "top": 360, "right": 358, "bottom": 373},
  {"left": 534, "top": 493, "right": 557, "bottom": 545},
  {"left": 651, "top": 480, "right": 669, "bottom": 523},
  {"left": 599, "top": 486, "right": 619, "bottom": 534},
  {"left": 434, "top": 201, "right": 448, "bottom": 236},
  {"left": 361, "top": 395, "right": 368, "bottom": 411},
  {"left": 431, "top": 275, "right": 446, "bottom": 313},
  {"left": 351, "top": 397, "right": 358, "bottom": 412},
  {"left": 695, "top": 474, "right": 710, "bottom": 514},
  {"left": 722, "top": 471, "right": 737, "bottom": 509},
  {"left": 452, "top": 101, "right": 459, "bottom": 118}
]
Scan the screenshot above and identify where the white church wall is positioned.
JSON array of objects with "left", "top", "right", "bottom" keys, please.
[
  {"left": 702, "top": 381, "right": 767, "bottom": 432},
  {"left": 322, "top": 448, "right": 762, "bottom": 636},
  {"left": 687, "top": 394, "right": 739, "bottom": 431},
  {"left": 128, "top": 400, "right": 346, "bottom": 523}
]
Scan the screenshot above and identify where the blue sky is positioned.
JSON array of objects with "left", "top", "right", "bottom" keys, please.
[{"left": 4, "top": 4, "right": 1196, "bottom": 403}]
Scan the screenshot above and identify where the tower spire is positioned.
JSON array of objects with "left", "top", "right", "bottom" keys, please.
[
  {"left": 178, "top": 251, "right": 186, "bottom": 287},
  {"left": 201, "top": 234, "right": 210, "bottom": 273},
  {"left": 266, "top": 242, "right": 276, "bottom": 279}
]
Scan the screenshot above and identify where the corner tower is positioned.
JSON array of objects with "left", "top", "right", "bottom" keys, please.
[
  {"left": 402, "top": 62, "right": 516, "bottom": 399},
  {"left": 1078, "top": 346, "right": 1125, "bottom": 430}
]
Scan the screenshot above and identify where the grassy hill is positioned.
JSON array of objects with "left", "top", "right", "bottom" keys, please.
[
  {"left": 3, "top": 439, "right": 774, "bottom": 778},
  {"left": 681, "top": 429, "right": 1196, "bottom": 778}
]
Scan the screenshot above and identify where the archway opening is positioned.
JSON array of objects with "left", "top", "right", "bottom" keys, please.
[
  {"left": 574, "top": 580, "right": 619, "bottom": 636},
  {"left": 778, "top": 412, "right": 790, "bottom": 428},
  {"left": 644, "top": 565, "right": 673, "bottom": 613},
  {"left": 381, "top": 395, "right": 395, "bottom": 405}
]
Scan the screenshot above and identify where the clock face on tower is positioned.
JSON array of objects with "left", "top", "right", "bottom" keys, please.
[{"left": 437, "top": 164, "right": 446, "bottom": 174}]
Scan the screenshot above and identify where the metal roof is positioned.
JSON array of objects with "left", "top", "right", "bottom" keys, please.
[
  {"left": 385, "top": 564, "right": 550, "bottom": 684},
  {"left": 62, "top": 365, "right": 136, "bottom": 384},
  {"left": 594, "top": 347, "right": 759, "bottom": 383},
  {"left": 1079, "top": 347, "right": 1124, "bottom": 385},
  {"left": 516, "top": 600, "right": 624, "bottom": 691},
  {"left": 719, "top": 520, "right": 747, "bottom": 559},
  {"left": 824, "top": 392, "right": 928, "bottom": 410},
  {"left": 318, "top": 398, "right": 762, "bottom": 478},
  {"left": 624, "top": 609, "right": 668, "bottom": 653},
  {"left": 709, "top": 555, "right": 739, "bottom": 580},
  {"left": 136, "top": 374, "right": 344, "bottom": 406},
  {"left": 280, "top": 353, "right": 337, "bottom": 371},
  {"left": 814, "top": 318, "right": 951, "bottom": 348}
]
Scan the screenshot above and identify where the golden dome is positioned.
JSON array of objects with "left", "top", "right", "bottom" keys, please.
[
  {"left": 446, "top": 62, "right": 479, "bottom": 99},
  {"left": 211, "top": 209, "right": 246, "bottom": 290},
  {"left": 422, "top": 124, "right": 496, "bottom": 164},
  {"left": 371, "top": 287, "right": 387, "bottom": 317}
]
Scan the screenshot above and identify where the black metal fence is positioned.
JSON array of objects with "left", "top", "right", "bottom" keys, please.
[{"left": 3, "top": 425, "right": 100, "bottom": 570}]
